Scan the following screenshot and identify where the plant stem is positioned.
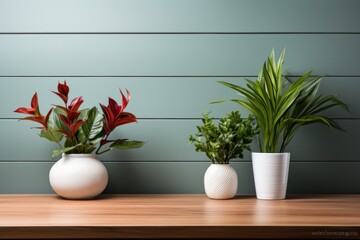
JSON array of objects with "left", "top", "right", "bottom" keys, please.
[
  {"left": 280, "top": 137, "right": 286, "bottom": 153},
  {"left": 72, "top": 135, "right": 82, "bottom": 153},
  {"left": 257, "top": 134, "right": 263, "bottom": 152},
  {"left": 96, "top": 147, "right": 111, "bottom": 155},
  {"left": 95, "top": 132, "right": 110, "bottom": 155}
]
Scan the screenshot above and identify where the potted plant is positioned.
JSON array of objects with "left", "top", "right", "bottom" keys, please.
[
  {"left": 189, "top": 111, "right": 258, "bottom": 199},
  {"left": 14, "top": 81, "right": 144, "bottom": 199},
  {"left": 215, "top": 50, "right": 349, "bottom": 199}
]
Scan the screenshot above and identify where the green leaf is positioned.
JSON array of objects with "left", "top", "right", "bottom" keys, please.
[
  {"left": 78, "top": 108, "right": 90, "bottom": 120},
  {"left": 189, "top": 111, "right": 258, "bottom": 163},
  {"left": 51, "top": 145, "right": 80, "bottom": 158},
  {"left": 39, "top": 129, "right": 63, "bottom": 143},
  {"left": 53, "top": 106, "right": 67, "bottom": 116},
  {"left": 64, "top": 138, "right": 76, "bottom": 148},
  {"left": 84, "top": 146, "right": 96, "bottom": 154},
  {"left": 109, "top": 140, "right": 145, "bottom": 150},
  {"left": 78, "top": 107, "right": 103, "bottom": 144},
  {"left": 216, "top": 49, "right": 348, "bottom": 153},
  {"left": 36, "top": 109, "right": 67, "bottom": 158},
  {"left": 210, "top": 99, "right": 226, "bottom": 104},
  {"left": 53, "top": 107, "right": 71, "bottom": 133},
  {"left": 39, "top": 112, "right": 63, "bottom": 143}
]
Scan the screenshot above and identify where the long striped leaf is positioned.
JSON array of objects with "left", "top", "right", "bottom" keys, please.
[{"left": 217, "top": 49, "right": 348, "bottom": 153}]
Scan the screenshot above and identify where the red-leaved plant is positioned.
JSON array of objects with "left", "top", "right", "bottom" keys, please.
[{"left": 14, "top": 81, "right": 144, "bottom": 158}]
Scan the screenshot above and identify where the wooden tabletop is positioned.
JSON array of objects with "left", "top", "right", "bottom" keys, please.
[{"left": 0, "top": 194, "right": 359, "bottom": 239}]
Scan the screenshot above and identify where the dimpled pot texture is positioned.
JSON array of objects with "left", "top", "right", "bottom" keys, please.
[{"left": 204, "top": 164, "right": 238, "bottom": 199}]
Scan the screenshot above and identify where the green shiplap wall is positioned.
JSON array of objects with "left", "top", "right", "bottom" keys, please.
[{"left": 0, "top": 0, "right": 359, "bottom": 194}]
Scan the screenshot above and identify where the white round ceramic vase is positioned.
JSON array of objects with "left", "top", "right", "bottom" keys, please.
[
  {"left": 49, "top": 154, "right": 108, "bottom": 199},
  {"left": 252, "top": 152, "right": 290, "bottom": 200},
  {"left": 204, "top": 164, "right": 238, "bottom": 200}
]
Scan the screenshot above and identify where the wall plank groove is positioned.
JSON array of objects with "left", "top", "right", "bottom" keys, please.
[
  {"left": 1, "top": 35, "right": 360, "bottom": 76},
  {"left": 0, "top": 0, "right": 359, "bottom": 33}
]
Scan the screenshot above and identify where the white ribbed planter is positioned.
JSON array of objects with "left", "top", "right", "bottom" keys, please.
[
  {"left": 252, "top": 152, "right": 290, "bottom": 200},
  {"left": 204, "top": 164, "right": 238, "bottom": 200},
  {"left": 49, "top": 154, "right": 108, "bottom": 200}
]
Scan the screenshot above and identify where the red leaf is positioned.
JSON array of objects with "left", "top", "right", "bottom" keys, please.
[
  {"left": 68, "top": 111, "right": 81, "bottom": 122},
  {"left": 43, "top": 108, "right": 53, "bottom": 129},
  {"left": 114, "top": 112, "right": 137, "bottom": 127},
  {"left": 14, "top": 107, "right": 35, "bottom": 115},
  {"left": 99, "top": 89, "right": 135, "bottom": 134},
  {"left": 60, "top": 114, "right": 71, "bottom": 128},
  {"left": 103, "top": 122, "right": 111, "bottom": 134},
  {"left": 52, "top": 81, "right": 69, "bottom": 104},
  {"left": 100, "top": 103, "right": 115, "bottom": 132},
  {"left": 58, "top": 81, "right": 69, "bottom": 97},
  {"left": 58, "top": 115, "right": 78, "bottom": 137},
  {"left": 70, "top": 120, "right": 85, "bottom": 134},
  {"left": 55, "top": 129, "right": 73, "bottom": 138},
  {"left": 119, "top": 89, "right": 130, "bottom": 112},
  {"left": 108, "top": 97, "right": 121, "bottom": 116},
  {"left": 69, "top": 96, "right": 83, "bottom": 112},
  {"left": 14, "top": 93, "right": 40, "bottom": 115},
  {"left": 52, "top": 91, "right": 68, "bottom": 104},
  {"left": 31, "top": 93, "right": 38, "bottom": 109},
  {"left": 31, "top": 93, "right": 41, "bottom": 116},
  {"left": 53, "top": 105, "right": 69, "bottom": 114},
  {"left": 21, "top": 115, "right": 46, "bottom": 129}
]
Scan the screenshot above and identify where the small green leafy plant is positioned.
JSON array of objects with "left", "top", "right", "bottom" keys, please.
[
  {"left": 14, "top": 81, "right": 144, "bottom": 158},
  {"left": 215, "top": 49, "right": 349, "bottom": 153},
  {"left": 189, "top": 111, "right": 258, "bottom": 164}
]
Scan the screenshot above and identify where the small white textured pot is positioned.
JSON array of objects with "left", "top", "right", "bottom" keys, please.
[
  {"left": 252, "top": 152, "right": 290, "bottom": 200},
  {"left": 49, "top": 154, "right": 108, "bottom": 200},
  {"left": 204, "top": 164, "right": 238, "bottom": 200}
]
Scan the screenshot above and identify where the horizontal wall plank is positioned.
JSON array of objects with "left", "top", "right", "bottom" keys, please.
[
  {"left": 0, "top": 162, "right": 359, "bottom": 194},
  {"left": 1, "top": 35, "right": 360, "bottom": 76},
  {"left": 1, "top": 119, "right": 358, "bottom": 162},
  {"left": 2, "top": 77, "right": 355, "bottom": 119},
  {"left": 0, "top": 0, "right": 359, "bottom": 33}
]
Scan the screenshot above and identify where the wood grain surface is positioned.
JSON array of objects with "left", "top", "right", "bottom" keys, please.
[{"left": 0, "top": 194, "right": 359, "bottom": 239}]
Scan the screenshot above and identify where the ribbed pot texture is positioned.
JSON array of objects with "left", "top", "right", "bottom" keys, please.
[{"left": 252, "top": 152, "right": 290, "bottom": 200}]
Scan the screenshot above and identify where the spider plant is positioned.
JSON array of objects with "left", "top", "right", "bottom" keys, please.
[{"left": 215, "top": 49, "right": 349, "bottom": 153}]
